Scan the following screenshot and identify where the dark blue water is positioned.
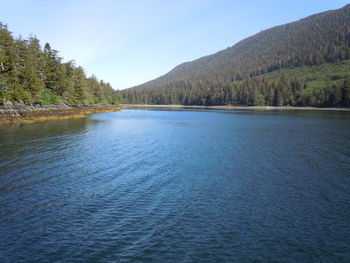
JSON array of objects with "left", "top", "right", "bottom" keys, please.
[{"left": 1, "top": 109, "right": 350, "bottom": 262}]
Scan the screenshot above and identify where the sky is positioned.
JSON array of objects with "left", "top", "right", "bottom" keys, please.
[{"left": 0, "top": 0, "right": 349, "bottom": 90}]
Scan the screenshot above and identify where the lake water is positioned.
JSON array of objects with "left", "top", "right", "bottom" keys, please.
[{"left": 1, "top": 109, "right": 350, "bottom": 262}]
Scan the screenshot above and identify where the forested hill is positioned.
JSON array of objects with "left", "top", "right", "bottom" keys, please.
[
  {"left": 0, "top": 23, "right": 121, "bottom": 106},
  {"left": 122, "top": 4, "right": 350, "bottom": 107}
]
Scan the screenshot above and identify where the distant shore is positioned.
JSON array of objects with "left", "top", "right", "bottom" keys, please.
[
  {"left": 0, "top": 105, "right": 121, "bottom": 124},
  {"left": 122, "top": 104, "right": 350, "bottom": 111},
  {"left": 1, "top": 104, "right": 348, "bottom": 125}
]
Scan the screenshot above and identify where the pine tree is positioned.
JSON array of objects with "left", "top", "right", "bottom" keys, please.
[{"left": 341, "top": 76, "right": 350, "bottom": 106}]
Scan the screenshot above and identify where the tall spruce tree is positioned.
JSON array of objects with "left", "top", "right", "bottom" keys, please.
[{"left": 0, "top": 24, "right": 121, "bottom": 105}]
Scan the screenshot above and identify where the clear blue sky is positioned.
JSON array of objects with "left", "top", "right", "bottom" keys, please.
[{"left": 0, "top": 0, "right": 348, "bottom": 89}]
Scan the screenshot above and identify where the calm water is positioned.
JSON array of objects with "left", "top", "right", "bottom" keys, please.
[{"left": 1, "top": 109, "right": 350, "bottom": 262}]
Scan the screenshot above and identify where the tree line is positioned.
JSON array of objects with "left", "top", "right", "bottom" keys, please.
[
  {"left": 122, "top": 62, "right": 350, "bottom": 107},
  {"left": 0, "top": 23, "right": 121, "bottom": 106},
  {"left": 122, "top": 4, "right": 350, "bottom": 107}
]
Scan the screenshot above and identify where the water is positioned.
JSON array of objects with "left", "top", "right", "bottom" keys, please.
[{"left": 1, "top": 109, "right": 350, "bottom": 262}]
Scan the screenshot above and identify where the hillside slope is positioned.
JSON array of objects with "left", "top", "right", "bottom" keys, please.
[{"left": 123, "top": 4, "right": 350, "bottom": 106}]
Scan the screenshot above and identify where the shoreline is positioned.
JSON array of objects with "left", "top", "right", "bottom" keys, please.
[
  {"left": 122, "top": 104, "right": 350, "bottom": 111},
  {"left": 1, "top": 103, "right": 348, "bottom": 124},
  {"left": 0, "top": 105, "right": 121, "bottom": 124}
]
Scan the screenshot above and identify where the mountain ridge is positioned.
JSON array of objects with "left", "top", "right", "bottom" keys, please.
[
  {"left": 122, "top": 4, "right": 350, "bottom": 107},
  {"left": 133, "top": 3, "right": 350, "bottom": 88}
]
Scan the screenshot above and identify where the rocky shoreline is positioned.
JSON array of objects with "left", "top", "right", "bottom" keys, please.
[{"left": 0, "top": 104, "right": 121, "bottom": 124}]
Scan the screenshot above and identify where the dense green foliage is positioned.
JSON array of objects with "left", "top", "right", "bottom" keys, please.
[
  {"left": 122, "top": 4, "right": 350, "bottom": 107},
  {"left": 123, "top": 61, "right": 350, "bottom": 106},
  {"left": 0, "top": 23, "right": 121, "bottom": 105}
]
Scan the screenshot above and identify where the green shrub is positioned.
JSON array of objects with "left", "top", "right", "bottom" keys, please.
[
  {"left": 37, "top": 90, "right": 62, "bottom": 105},
  {"left": 10, "top": 86, "right": 33, "bottom": 104}
]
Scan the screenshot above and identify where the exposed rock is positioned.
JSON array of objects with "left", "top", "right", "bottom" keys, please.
[{"left": 0, "top": 105, "right": 121, "bottom": 124}]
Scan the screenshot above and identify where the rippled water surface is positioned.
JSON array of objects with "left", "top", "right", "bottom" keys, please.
[{"left": 1, "top": 109, "right": 350, "bottom": 262}]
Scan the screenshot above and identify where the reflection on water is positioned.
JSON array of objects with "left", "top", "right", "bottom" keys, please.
[{"left": 0, "top": 109, "right": 350, "bottom": 262}]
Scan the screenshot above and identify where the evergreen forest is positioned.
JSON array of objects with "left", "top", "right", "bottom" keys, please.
[
  {"left": 122, "top": 4, "right": 350, "bottom": 107},
  {"left": 0, "top": 23, "right": 121, "bottom": 106}
]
